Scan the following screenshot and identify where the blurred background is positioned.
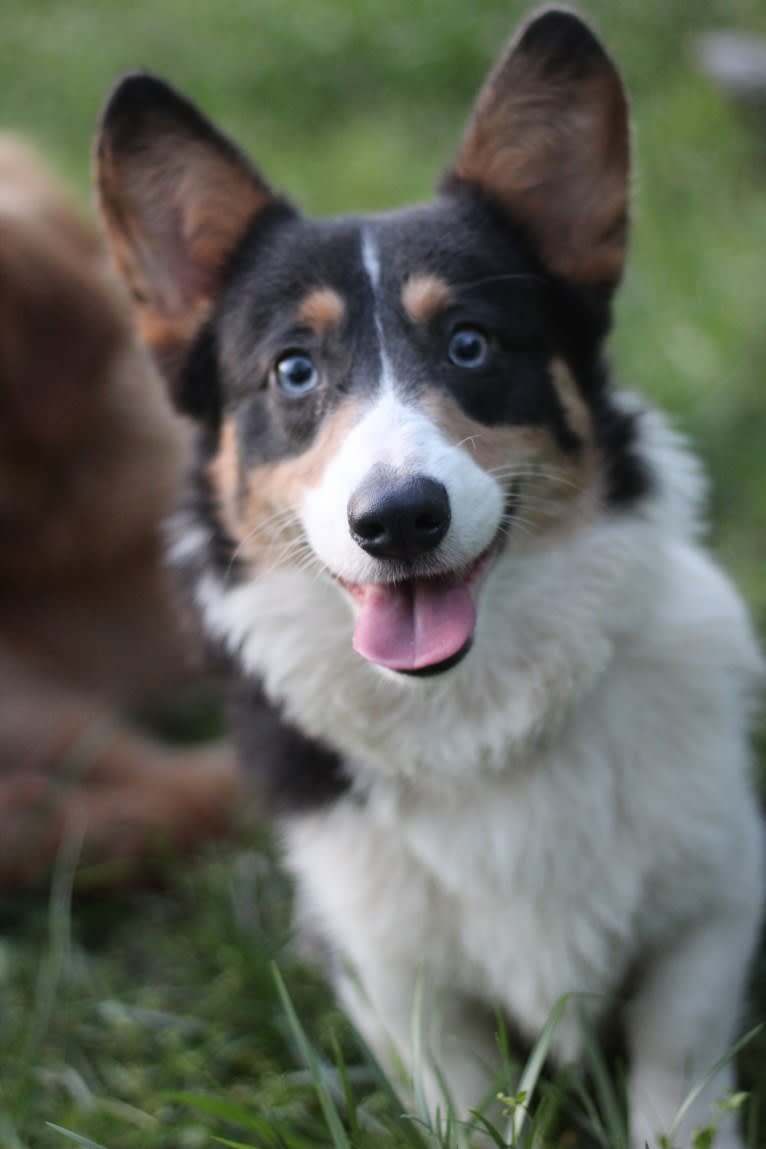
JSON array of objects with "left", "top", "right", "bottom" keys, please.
[{"left": 2, "top": 1, "right": 766, "bottom": 1146}]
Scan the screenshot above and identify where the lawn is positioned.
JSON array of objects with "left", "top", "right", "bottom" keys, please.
[{"left": 2, "top": 1, "right": 766, "bottom": 1146}]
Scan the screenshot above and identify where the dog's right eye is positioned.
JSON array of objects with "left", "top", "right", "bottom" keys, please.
[
  {"left": 448, "top": 326, "right": 490, "bottom": 370},
  {"left": 272, "top": 352, "right": 319, "bottom": 397}
]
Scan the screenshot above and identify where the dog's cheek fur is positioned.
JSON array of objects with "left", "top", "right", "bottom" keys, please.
[
  {"left": 420, "top": 358, "right": 599, "bottom": 542},
  {"left": 205, "top": 398, "right": 363, "bottom": 573}
]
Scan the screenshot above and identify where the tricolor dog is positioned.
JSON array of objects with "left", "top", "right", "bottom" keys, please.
[{"left": 96, "top": 8, "right": 764, "bottom": 1146}]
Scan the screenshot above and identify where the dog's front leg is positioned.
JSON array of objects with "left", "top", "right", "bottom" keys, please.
[
  {"left": 625, "top": 903, "right": 760, "bottom": 1149},
  {"left": 336, "top": 962, "right": 499, "bottom": 1130}
]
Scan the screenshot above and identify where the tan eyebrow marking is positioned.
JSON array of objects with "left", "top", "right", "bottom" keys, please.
[
  {"left": 207, "top": 399, "right": 362, "bottom": 570},
  {"left": 297, "top": 287, "right": 346, "bottom": 336},
  {"left": 402, "top": 273, "right": 453, "bottom": 325}
]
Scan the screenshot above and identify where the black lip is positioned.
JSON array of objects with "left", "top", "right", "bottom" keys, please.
[{"left": 394, "top": 638, "right": 473, "bottom": 678}]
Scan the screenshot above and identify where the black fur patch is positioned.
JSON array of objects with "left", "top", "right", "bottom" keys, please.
[
  {"left": 180, "top": 323, "right": 222, "bottom": 428},
  {"left": 593, "top": 400, "right": 652, "bottom": 508},
  {"left": 231, "top": 678, "right": 349, "bottom": 811}
]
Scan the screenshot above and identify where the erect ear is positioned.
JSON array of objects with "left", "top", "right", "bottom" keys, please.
[
  {"left": 443, "top": 7, "right": 630, "bottom": 288},
  {"left": 95, "top": 73, "right": 290, "bottom": 396}
]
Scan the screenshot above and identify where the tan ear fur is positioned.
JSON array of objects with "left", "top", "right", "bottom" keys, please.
[
  {"left": 447, "top": 7, "right": 630, "bottom": 287},
  {"left": 96, "top": 75, "right": 276, "bottom": 383}
]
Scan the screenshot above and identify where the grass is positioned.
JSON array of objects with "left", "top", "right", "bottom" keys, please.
[
  {"left": 2, "top": 0, "right": 766, "bottom": 1145},
  {"left": 2, "top": 847, "right": 763, "bottom": 1149}
]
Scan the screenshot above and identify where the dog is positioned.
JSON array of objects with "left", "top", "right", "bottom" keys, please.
[
  {"left": 95, "top": 8, "right": 765, "bottom": 1145},
  {"left": 0, "top": 137, "right": 244, "bottom": 887}
]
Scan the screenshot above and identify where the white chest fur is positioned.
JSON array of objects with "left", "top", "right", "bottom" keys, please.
[{"left": 283, "top": 610, "right": 762, "bottom": 1061}]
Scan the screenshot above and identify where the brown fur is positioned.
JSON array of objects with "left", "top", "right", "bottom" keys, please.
[
  {"left": 550, "top": 358, "right": 594, "bottom": 442},
  {"left": 207, "top": 418, "right": 245, "bottom": 548},
  {"left": 297, "top": 287, "right": 346, "bottom": 336},
  {"left": 97, "top": 124, "right": 271, "bottom": 387},
  {"left": 0, "top": 138, "right": 246, "bottom": 889},
  {"left": 401, "top": 274, "right": 453, "bottom": 325},
  {"left": 451, "top": 13, "right": 629, "bottom": 286}
]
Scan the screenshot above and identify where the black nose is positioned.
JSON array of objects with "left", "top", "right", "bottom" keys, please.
[{"left": 348, "top": 471, "right": 451, "bottom": 560}]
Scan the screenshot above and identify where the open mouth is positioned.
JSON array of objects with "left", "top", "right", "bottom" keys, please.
[{"left": 337, "top": 533, "right": 502, "bottom": 675}]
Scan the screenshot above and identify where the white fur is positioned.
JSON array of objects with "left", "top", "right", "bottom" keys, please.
[
  {"left": 362, "top": 229, "right": 381, "bottom": 290},
  {"left": 362, "top": 228, "right": 397, "bottom": 398},
  {"left": 194, "top": 403, "right": 764, "bottom": 1148},
  {"left": 165, "top": 516, "right": 211, "bottom": 565}
]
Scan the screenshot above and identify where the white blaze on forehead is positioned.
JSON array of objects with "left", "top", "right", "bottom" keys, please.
[
  {"left": 302, "top": 387, "right": 504, "bottom": 585},
  {"left": 361, "top": 228, "right": 395, "bottom": 396},
  {"left": 361, "top": 229, "right": 381, "bottom": 289}
]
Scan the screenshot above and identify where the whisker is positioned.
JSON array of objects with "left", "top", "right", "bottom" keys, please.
[
  {"left": 455, "top": 434, "right": 481, "bottom": 451},
  {"left": 225, "top": 506, "right": 303, "bottom": 576},
  {"left": 502, "top": 516, "right": 534, "bottom": 539},
  {"left": 489, "top": 465, "right": 582, "bottom": 492},
  {"left": 453, "top": 271, "right": 546, "bottom": 293},
  {"left": 510, "top": 490, "right": 569, "bottom": 507},
  {"left": 272, "top": 537, "right": 313, "bottom": 565},
  {"left": 228, "top": 508, "right": 298, "bottom": 555}
]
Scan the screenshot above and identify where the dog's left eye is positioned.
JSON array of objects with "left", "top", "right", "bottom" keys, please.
[
  {"left": 273, "top": 353, "right": 318, "bottom": 396},
  {"left": 448, "top": 326, "right": 490, "bottom": 370}
]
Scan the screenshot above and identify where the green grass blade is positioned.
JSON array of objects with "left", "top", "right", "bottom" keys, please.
[
  {"left": 409, "top": 973, "right": 432, "bottom": 1128},
  {"left": 666, "top": 1024, "right": 763, "bottom": 1143},
  {"left": 329, "top": 1030, "right": 363, "bottom": 1145},
  {"left": 272, "top": 963, "right": 352, "bottom": 1149},
  {"left": 580, "top": 1020, "right": 628, "bottom": 1148},
  {"left": 46, "top": 1126, "right": 110, "bottom": 1149},
  {"left": 469, "top": 1108, "right": 511, "bottom": 1148},
  {"left": 508, "top": 995, "right": 571, "bottom": 1145},
  {"left": 166, "top": 1091, "right": 266, "bottom": 1130},
  {"left": 346, "top": 1023, "right": 434, "bottom": 1148}
]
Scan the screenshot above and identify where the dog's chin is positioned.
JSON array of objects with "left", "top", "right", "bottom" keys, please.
[{"left": 331, "top": 531, "right": 503, "bottom": 676}]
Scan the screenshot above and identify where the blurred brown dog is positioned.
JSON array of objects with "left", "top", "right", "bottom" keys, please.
[{"left": 0, "top": 138, "right": 245, "bottom": 888}]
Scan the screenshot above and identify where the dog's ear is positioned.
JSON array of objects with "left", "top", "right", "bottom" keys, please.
[
  {"left": 442, "top": 7, "right": 630, "bottom": 288},
  {"left": 95, "top": 73, "right": 288, "bottom": 397}
]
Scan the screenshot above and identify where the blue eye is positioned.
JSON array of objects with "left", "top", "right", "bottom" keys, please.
[
  {"left": 274, "top": 353, "right": 318, "bottom": 396},
  {"left": 448, "top": 326, "right": 490, "bottom": 369}
]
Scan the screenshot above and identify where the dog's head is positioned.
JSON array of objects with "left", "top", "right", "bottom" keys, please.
[{"left": 96, "top": 8, "right": 647, "bottom": 677}]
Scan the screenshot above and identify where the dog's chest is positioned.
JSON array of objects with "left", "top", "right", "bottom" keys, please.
[{"left": 284, "top": 747, "right": 647, "bottom": 1046}]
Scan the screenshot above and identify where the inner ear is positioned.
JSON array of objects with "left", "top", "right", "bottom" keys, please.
[
  {"left": 442, "top": 7, "right": 630, "bottom": 288},
  {"left": 95, "top": 73, "right": 292, "bottom": 391}
]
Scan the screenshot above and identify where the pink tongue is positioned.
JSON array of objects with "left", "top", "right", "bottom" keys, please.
[{"left": 352, "top": 578, "right": 476, "bottom": 671}]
